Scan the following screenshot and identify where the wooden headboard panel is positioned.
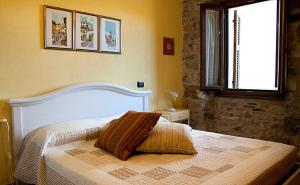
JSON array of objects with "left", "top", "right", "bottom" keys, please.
[{"left": 8, "top": 82, "right": 151, "bottom": 158}]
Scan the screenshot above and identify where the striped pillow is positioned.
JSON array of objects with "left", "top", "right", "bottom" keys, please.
[
  {"left": 94, "top": 111, "right": 161, "bottom": 160},
  {"left": 136, "top": 122, "right": 197, "bottom": 154}
]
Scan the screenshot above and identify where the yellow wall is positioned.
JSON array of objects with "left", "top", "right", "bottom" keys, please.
[{"left": 0, "top": 0, "right": 183, "bottom": 183}]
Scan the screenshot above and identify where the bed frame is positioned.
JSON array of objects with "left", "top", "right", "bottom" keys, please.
[
  {"left": 8, "top": 82, "right": 151, "bottom": 159},
  {"left": 8, "top": 82, "right": 300, "bottom": 185}
]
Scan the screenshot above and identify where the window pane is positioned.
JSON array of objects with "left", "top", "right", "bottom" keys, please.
[
  {"left": 227, "top": 0, "right": 278, "bottom": 90},
  {"left": 205, "top": 10, "right": 220, "bottom": 87}
]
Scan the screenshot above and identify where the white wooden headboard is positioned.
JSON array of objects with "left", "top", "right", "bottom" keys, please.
[{"left": 8, "top": 82, "right": 151, "bottom": 158}]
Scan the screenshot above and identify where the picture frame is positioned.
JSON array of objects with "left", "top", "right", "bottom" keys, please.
[
  {"left": 163, "top": 37, "right": 175, "bottom": 56},
  {"left": 44, "top": 5, "right": 73, "bottom": 50},
  {"left": 100, "top": 16, "right": 121, "bottom": 54},
  {"left": 74, "top": 11, "right": 99, "bottom": 52}
]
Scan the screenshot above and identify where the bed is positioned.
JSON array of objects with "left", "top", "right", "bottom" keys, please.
[{"left": 8, "top": 82, "right": 299, "bottom": 185}]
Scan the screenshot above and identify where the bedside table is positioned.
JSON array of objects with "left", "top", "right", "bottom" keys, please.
[{"left": 157, "top": 108, "right": 190, "bottom": 125}]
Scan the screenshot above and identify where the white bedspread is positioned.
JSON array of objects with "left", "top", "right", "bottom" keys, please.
[
  {"left": 14, "top": 114, "right": 124, "bottom": 185},
  {"left": 43, "top": 130, "right": 297, "bottom": 185},
  {"left": 14, "top": 117, "right": 296, "bottom": 185}
]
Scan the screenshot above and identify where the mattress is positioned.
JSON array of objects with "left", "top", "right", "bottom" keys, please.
[{"left": 44, "top": 130, "right": 297, "bottom": 185}]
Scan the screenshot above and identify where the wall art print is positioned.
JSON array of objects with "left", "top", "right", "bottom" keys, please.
[
  {"left": 44, "top": 6, "right": 73, "bottom": 50},
  {"left": 74, "top": 11, "right": 99, "bottom": 51},
  {"left": 100, "top": 17, "right": 121, "bottom": 54}
]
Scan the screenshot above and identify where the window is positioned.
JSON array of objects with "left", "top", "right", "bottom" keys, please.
[{"left": 200, "top": 0, "right": 287, "bottom": 98}]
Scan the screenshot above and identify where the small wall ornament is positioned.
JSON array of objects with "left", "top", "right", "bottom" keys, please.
[{"left": 163, "top": 37, "right": 174, "bottom": 55}]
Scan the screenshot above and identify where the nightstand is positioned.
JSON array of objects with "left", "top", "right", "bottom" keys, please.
[{"left": 157, "top": 108, "right": 190, "bottom": 125}]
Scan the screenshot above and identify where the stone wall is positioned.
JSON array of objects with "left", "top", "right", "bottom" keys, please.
[{"left": 182, "top": 0, "right": 300, "bottom": 158}]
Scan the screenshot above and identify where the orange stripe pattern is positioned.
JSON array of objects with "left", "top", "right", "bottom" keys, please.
[{"left": 94, "top": 111, "right": 161, "bottom": 160}]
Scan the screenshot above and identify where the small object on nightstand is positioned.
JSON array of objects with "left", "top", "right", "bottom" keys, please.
[
  {"left": 168, "top": 91, "right": 178, "bottom": 112},
  {"left": 0, "top": 117, "right": 8, "bottom": 124},
  {"left": 157, "top": 108, "right": 190, "bottom": 125}
]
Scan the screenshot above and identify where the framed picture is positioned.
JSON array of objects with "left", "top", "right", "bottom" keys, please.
[
  {"left": 100, "top": 17, "right": 121, "bottom": 54},
  {"left": 44, "top": 6, "right": 73, "bottom": 50},
  {"left": 163, "top": 37, "right": 175, "bottom": 55},
  {"left": 74, "top": 11, "right": 99, "bottom": 51}
]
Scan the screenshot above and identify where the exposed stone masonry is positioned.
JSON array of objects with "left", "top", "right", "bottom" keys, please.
[{"left": 182, "top": 0, "right": 300, "bottom": 159}]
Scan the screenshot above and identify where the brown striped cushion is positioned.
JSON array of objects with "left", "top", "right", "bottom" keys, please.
[
  {"left": 94, "top": 111, "right": 161, "bottom": 160},
  {"left": 136, "top": 122, "right": 197, "bottom": 154}
]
